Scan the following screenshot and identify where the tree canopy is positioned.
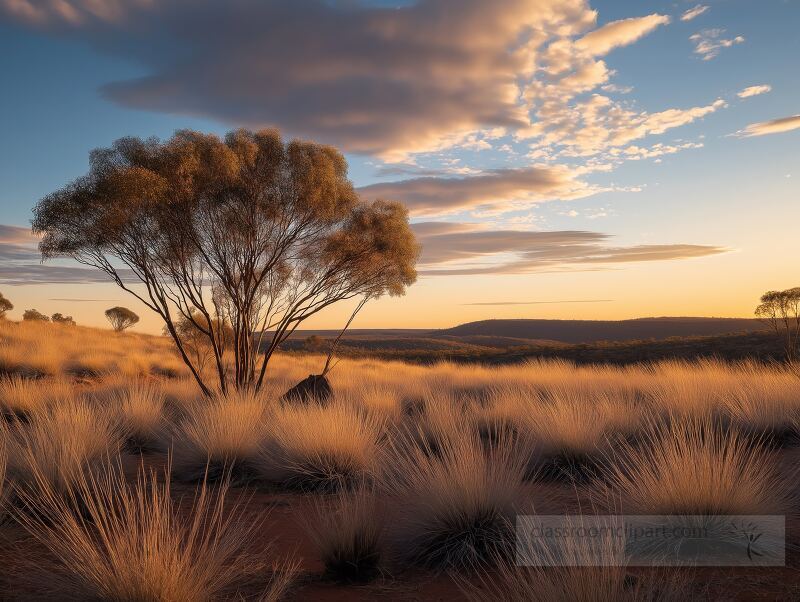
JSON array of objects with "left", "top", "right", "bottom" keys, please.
[
  {"left": 0, "top": 292, "right": 12, "bottom": 319},
  {"left": 33, "top": 129, "right": 419, "bottom": 394},
  {"left": 23, "top": 309, "right": 49, "bottom": 322},
  {"left": 105, "top": 306, "right": 140, "bottom": 332},
  {"left": 756, "top": 287, "right": 800, "bottom": 363},
  {"left": 51, "top": 313, "right": 76, "bottom": 325}
]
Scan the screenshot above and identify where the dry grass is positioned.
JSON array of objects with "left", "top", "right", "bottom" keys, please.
[
  {"left": 2, "top": 321, "right": 799, "bottom": 596},
  {"left": 0, "top": 376, "right": 76, "bottom": 421},
  {"left": 0, "top": 421, "right": 8, "bottom": 523},
  {"left": 113, "top": 379, "right": 169, "bottom": 453},
  {"left": 170, "top": 390, "right": 271, "bottom": 483},
  {"left": 602, "top": 415, "right": 793, "bottom": 516},
  {"left": 460, "top": 552, "right": 688, "bottom": 602},
  {"left": 13, "top": 460, "right": 290, "bottom": 602},
  {"left": 0, "top": 319, "right": 188, "bottom": 381},
  {"left": 382, "top": 431, "right": 526, "bottom": 570},
  {"left": 402, "top": 388, "right": 473, "bottom": 456},
  {"left": 259, "top": 400, "right": 383, "bottom": 492},
  {"left": 720, "top": 372, "right": 800, "bottom": 445},
  {"left": 303, "top": 486, "right": 384, "bottom": 583},
  {"left": 520, "top": 387, "right": 642, "bottom": 482},
  {"left": 7, "top": 399, "right": 124, "bottom": 499}
]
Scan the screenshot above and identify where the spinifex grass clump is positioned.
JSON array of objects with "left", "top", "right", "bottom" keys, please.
[
  {"left": 0, "top": 423, "right": 8, "bottom": 524},
  {"left": 303, "top": 486, "right": 384, "bottom": 583},
  {"left": 113, "top": 379, "right": 168, "bottom": 453},
  {"left": 7, "top": 399, "right": 124, "bottom": 504},
  {"left": 521, "top": 388, "right": 639, "bottom": 483},
  {"left": 472, "top": 386, "right": 528, "bottom": 447},
  {"left": 722, "top": 374, "right": 800, "bottom": 447},
  {"left": 13, "top": 462, "right": 292, "bottom": 602},
  {"left": 170, "top": 390, "right": 270, "bottom": 483},
  {"left": 0, "top": 376, "right": 75, "bottom": 423},
  {"left": 603, "top": 415, "right": 792, "bottom": 516},
  {"left": 458, "top": 543, "right": 688, "bottom": 602},
  {"left": 383, "top": 430, "right": 525, "bottom": 570},
  {"left": 401, "top": 389, "right": 471, "bottom": 457},
  {"left": 259, "top": 401, "right": 383, "bottom": 492}
]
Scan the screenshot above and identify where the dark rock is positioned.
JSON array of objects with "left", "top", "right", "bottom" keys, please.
[{"left": 282, "top": 373, "right": 332, "bottom": 404}]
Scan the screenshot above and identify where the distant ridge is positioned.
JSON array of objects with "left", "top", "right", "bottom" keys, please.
[{"left": 436, "top": 317, "right": 765, "bottom": 344}]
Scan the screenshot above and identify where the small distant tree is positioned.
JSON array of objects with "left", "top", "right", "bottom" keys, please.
[
  {"left": 303, "top": 335, "right": 327, "bottom": 353},
  {"left": 0, "top": 292, "right": 12, "bottom": 319},
  {"left": 33, "top": 129, "right": 419, "bottom": 396},
  {"left": 23, "top": 309, "right": 50, "bottom": 322},
  {"left": 51, "top": 313, "right": 76, "bottom": 325},
  {"left": 105, "top": 306, "right": 140, "bottom": 332},
  {"left": 755, "top": 288, "right": 800, "bottom": 363}
]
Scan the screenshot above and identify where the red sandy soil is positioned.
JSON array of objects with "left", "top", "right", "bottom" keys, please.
[{"left": 1, "top": 449, "right": 799, "bottom": 601}]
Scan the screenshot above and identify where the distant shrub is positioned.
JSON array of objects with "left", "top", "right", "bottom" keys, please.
[
  {"left": 51, "top": 313, "right": 76, "bottom": 326},
  {"left": 303, "top": 335, "right": 328, "bottom": 353},
  {"left": 22, "top": 309, "right": 49, "bottom": 322},
  {"left": 105, "top": 306, "right": 139, "bottom": 332},
  {"left": 0, "top": 292, "right": 12, "bottom": 319}
]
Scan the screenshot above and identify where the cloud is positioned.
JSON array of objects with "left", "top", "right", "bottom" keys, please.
[
  {"left": 0, "top": 0, "right": 731, "bottom": 223},
  {"left": 0, "top": 0, "right": 601, "bottom": 160},
  {"left": 575, "top": 14, "right": 670, "bottom": 56},
  {"left": 737, "top": 85, "right": 772, "bottom": 99},
  {"left": 412, "top": 222, "right": 728, "bottom": 275},
  {"left": 681, "top": 5, "right": 709, "bottom": 22},
  {"left": 0, "top": 225, "right": 41, "bottom": 261},
  {"left": 735, "top": 115, "right": 800, "bottom": 137},
  {"left": 0, "top": 1, "right": 693, "bottom": 166},
  {"left": 359, "top": 165, "right": 602, "bottom": 216},
  {"left": 690, "top": 29, "right": 744, "bottom": 60},
  {"left": 617, "top": 141, "right": 704, "bottom": 160},
  {"left": 523, "top": 93, "right": 724, "bottom": 157},
  {"left": 0, "top": 224, "right": 124, "bottom": 285}
]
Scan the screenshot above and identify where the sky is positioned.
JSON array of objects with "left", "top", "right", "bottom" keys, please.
[{"left": 0, "top": 0, "right": 798, "bottom": 333}]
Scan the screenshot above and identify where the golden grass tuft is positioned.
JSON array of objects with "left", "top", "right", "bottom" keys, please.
[
  {"left": 0, "top": 376, "right": 76, "bottom": 422},
  {"left": 13, "top": 461, "right": 291, "bottom": 602},
  {"left": 382, "top": 431, "right": 526, "bottom": 570},
  {"left": 113, "top": 379, "right": 169, "bottom": 453},
  {"left": 8, "top": 399, "right": 124, "bottom": 498},
  {"left": 602, "top": 415, "right": 792, "bottom": 516},
  {"left": 0, "top": 421, "right": 7, "bottom": 523},
  {"left": 170, "top": 390, "right": 270, "bottom": 483},
  {"left": 521, "top": 388, "right": 642, "bottom": 482},
  {"left": 459, "top": 542, "right": 689, "bottom": 602},
  {"left": 303, "top": 486, "right": 384, "bottom": 583},
  {"left": 721, "top": 373, "right": 800, "bottom": 445},
  {"left": 259, "top": 401, "right": 383, "bottom": 492}
]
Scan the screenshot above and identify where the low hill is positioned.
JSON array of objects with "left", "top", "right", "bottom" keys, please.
[
  {"left": 284, "top": 330, "right": 785, "bottom": 367},
  {"left": 436, "top": 317, "right": 765, "bottom": 344}
]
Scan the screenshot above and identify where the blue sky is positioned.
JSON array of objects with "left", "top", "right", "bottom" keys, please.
[{"left": 0, "top": 0, "right": 798, "bottom": 330}]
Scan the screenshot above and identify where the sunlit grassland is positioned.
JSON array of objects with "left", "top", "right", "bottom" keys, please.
[{"left": 0, "top": 319, "right": 798, "bottom": 600}]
